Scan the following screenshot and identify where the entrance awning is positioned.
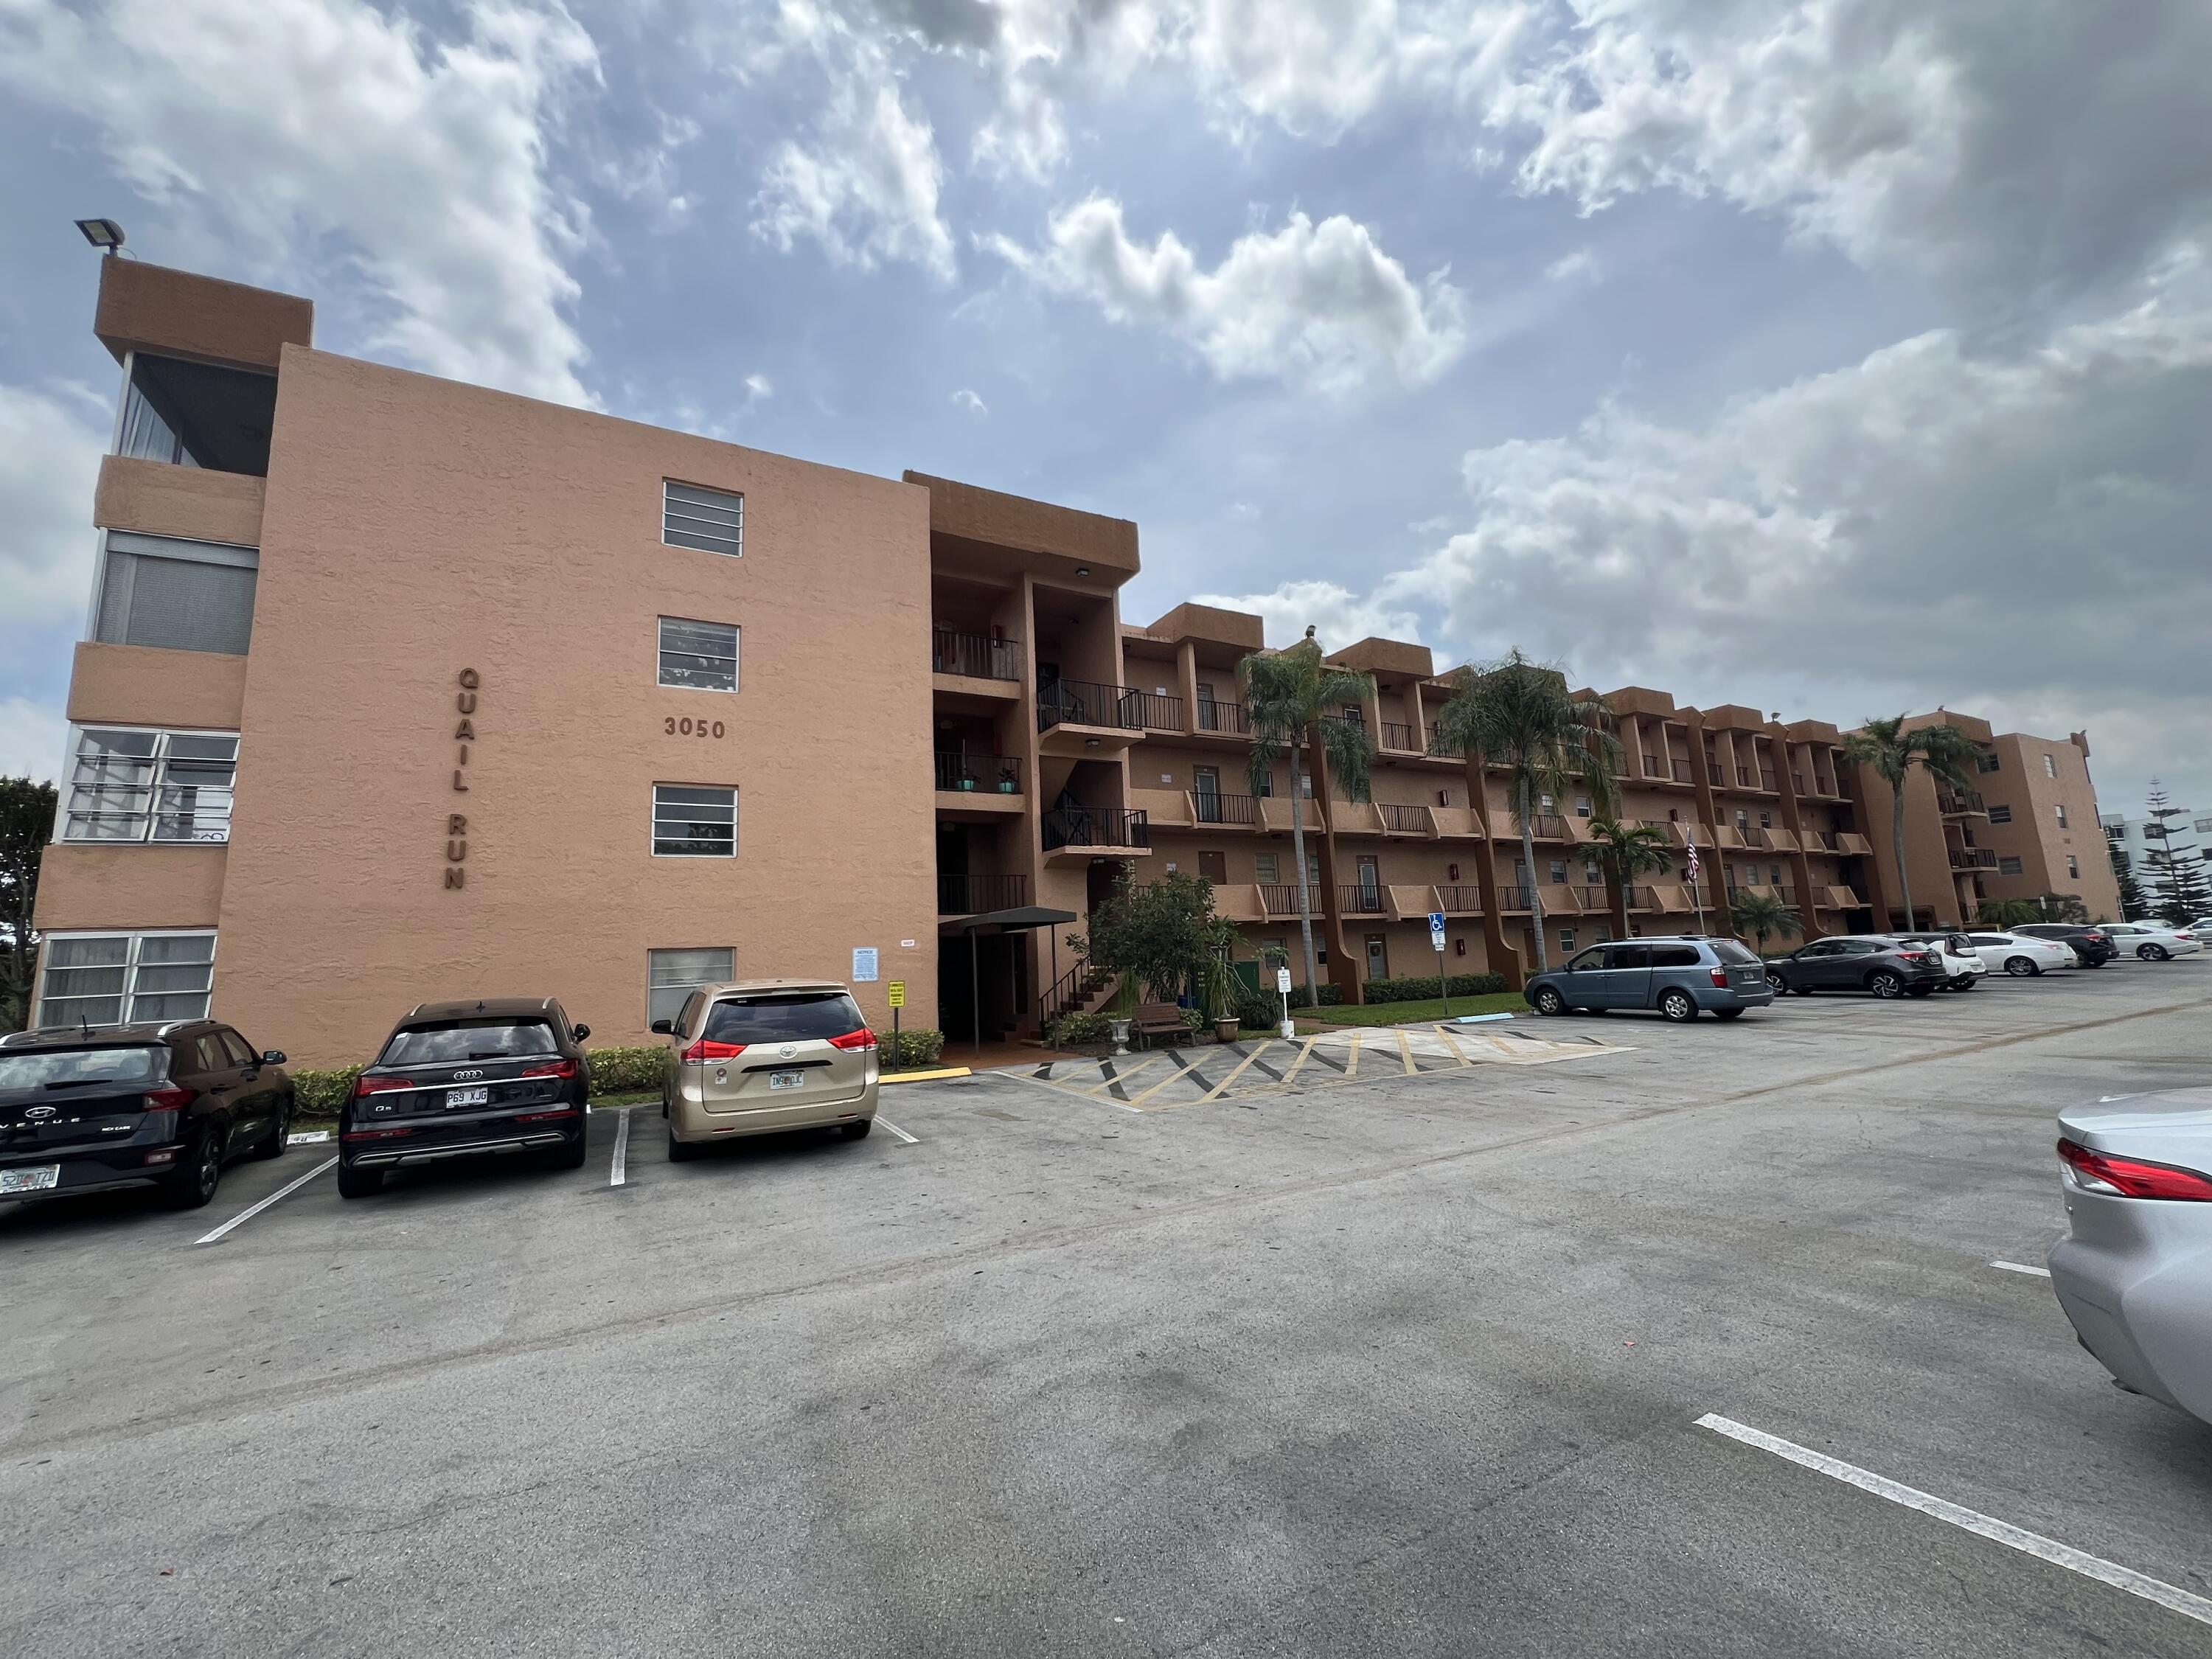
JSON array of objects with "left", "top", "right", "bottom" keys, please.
[{"left": 940, "top": 907, "right": 1081, "bottom": 1055}]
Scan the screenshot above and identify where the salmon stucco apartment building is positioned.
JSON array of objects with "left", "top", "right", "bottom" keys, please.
[{"left": 30, "top": 259, "right": 2115, "bottom": 1063}]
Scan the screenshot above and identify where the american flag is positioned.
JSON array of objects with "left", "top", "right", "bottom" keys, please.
[{"left": 1684, "top": 833, "right": 1700, "bottom": 885}]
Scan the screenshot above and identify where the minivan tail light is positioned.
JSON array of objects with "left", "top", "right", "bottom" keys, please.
[
  {"left": 827, "top": 1029, "right": 877, "bottom": 1051},
  {"left": 682, "top": 1038, "right": 746, "bottom": 1062},
  {"left": 142, "top": 1085, "right": 194, "bottom": 1112},
  {"left": 2057, "top": 1138, "right": 2212, "bottom": 1201},
  {"left": 1708, "top": 967, "right": 1728, "bottom": 989},
  {"left": 519, "top": 1059, "right": 577, "bottom": 1079},
  {"left": 353, "top": 1074, "right": 413, "bottom": 1097}
]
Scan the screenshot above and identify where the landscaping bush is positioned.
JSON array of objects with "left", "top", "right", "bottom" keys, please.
[
  {"left": 1363, "top": 973, "right": 1512, "bottom": 1004},
  {"left": 1179, "top": 1006, "right": 1206, "bottom": 1032},
  {"left": 1285, "top": 983, "right": 1344, "bottom": 1009},
  {"left": 873, "top": 1027, "right": 945, "bottom": 1069},
  {"left": 1235, "top": 987, "right": 1281, "bottom": 1031},
  {"left": 291, "top": 1066, "right": 361, "bottom": 1119},
  {"left": 587, "top": 1046, "right": 663, "bottom": 1095},
  {"left": 1046, "top": 1009, "right": 1117, "bottom": 1048}
]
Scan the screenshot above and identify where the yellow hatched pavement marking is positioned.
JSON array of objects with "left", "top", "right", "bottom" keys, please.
[
  {"left": 1082, "top": 1054, "right": 1164, "bottom": 1097},
  {"left": 1345, "top": 1032, "right": 1362, "bottom": 1079},
  {"left": 1396, "top": 1028, "right": 1417, "bottom": 1076},
  {"left": 1281, "top": 1036, "right": 1321, "bottom": 1088},
  {"left": 1126, "top": 1055, "right": 1214, "bottom": 1109},
  {"left": 1197, "top": 1040, "right": 1278, "bottom": 1102},
  {"left": 1432, "top": 1025, "right": 1478, "bottom": 1067}
]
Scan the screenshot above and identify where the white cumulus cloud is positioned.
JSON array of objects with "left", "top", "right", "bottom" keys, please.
[
  {"left": 950, "top": 387, "right": 988, "bottom": 412},
  {"left": 1192, "top": 580, "right": 1426, "bottom": 652},
  {"left": 991, "top": 197, "right": 1469, "bottom": 393},
  {"left": 0, "top": 0, "right": 604, "bottom": 405},
  {"left": 0, "top": 383, "right": 108, "bottom": 628},
  {"left": 0, "top": 698, "right": 68, "bottom": 785}
]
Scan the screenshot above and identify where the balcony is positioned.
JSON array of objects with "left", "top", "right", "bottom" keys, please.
[
  {"left": 1378, "top": 802, "right": 1431, "bottom": 834},
  {"left": 934, "top": 753, "right": 1023, "bottom": 795},
  {"left": 1436, "top": 884, "right": 1483, "bottom": 914},
  {"left": 1500, "top": 885, "right": 1535, "bottom": 911},
  {"left": 1938, "top": 790, "right": 1988, "bottom": 816},
  {"left": 931, "top": 627, "right": 1021, "bottom": 682},
  {"left": 1380, "top": 720, "right": 1419, "bottom": 751},
  {"left": 1741, "top": 827, "right": 1772, "bottom": 849},
  {"left": 1338, "top": 884, "right": 1387, "bottom": 914},
  {"left": 1194, "top": 791, "right": 1261, "bottom": 827},
  {"left": 938, "top": 872, "right": 1029, "bottom": 914},
  {"left": 1621, "top": 885, "right": 1654, "bottom": 911},
  {"left": 1196, "top": 698, "right": 1249, "bottom": 737},
  {"left": 1130, "top": 690, "right": 1184, "bottom": 731},
  {"left": 1759, "top": 769, "right": 1778, "bottom": 792},
  {"left": 1042, "top": 804, "right": 1150, "bottom": 852},
  {"left": 1037, "top": 678, "right": 1145, "bottom": 734},
  {"left": 1671, "top": 759, "right": 1693, "bottom": 783},
  {"left": 1950, "top": 846, "right": 2000, "bottom": 871},
  {"left": 1260, "top": 883, "right": 1325, "bottom": 917},
  {"left": 1527, "top": 815, "right": 1568, "bottom": 840}
]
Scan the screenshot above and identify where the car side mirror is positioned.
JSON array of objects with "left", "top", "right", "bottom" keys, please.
[
  {"left": 650, "top": 1019, "right": 674, "bottom": 1035},
  {"left": 571, "top": 1023, "right": 591, "bottom": 1042},
  {"left": 262, "top": 1051, "right": 287, "bottom": 1065}
]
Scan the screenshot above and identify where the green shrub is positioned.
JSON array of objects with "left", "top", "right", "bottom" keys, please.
[
  {"left": 587, "top": 1046, "right": 663, "bottom": 1095},
  {"left": 1179, "top": 1006, "right": 1206, "bottom": 1032},
  {"left": 291, "top": 1067, "right": 361, "bottom": 1119},
  {"left": 873, "top": 1027, "right": 945, "bottom": 1069},
  {"left": 1046, "top": 1009, "right": 1117, "bottom": 1047},
  {"left": 1363, "top": 973, "right": 1512, "bottom": 1004},
  {"left": 1285, "top": 983, "right": 1344, "bottom": 1009},
  {"left": 1235, "top": 987, "right": 1281, "bottom": 1031}
]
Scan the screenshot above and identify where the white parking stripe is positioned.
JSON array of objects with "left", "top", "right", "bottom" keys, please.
[
  {"left": 609, "top": 1107, "right": 633, "bottom": 1187},
  {"left": 1695, "top": 1413, "right": 2212, "bottom": 1629},
  {"left": 874, "top": 1117, "right": 919, "bottom": 1144},
  {"left": 1989, "top": 1259, "right": 2052, "bottom": 1278},
  {"left": 194, "top": 1157, "right": 337, "bottom": 1245}
]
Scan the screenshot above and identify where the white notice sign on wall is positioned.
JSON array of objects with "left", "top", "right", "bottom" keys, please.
[{"left": 852, "top": 947, "right": 880, "bottom": 982}]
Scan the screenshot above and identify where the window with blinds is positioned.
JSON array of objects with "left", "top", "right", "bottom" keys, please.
[
  {"left": 63, "top": 727, "right": 239, "bottom": 843},
  {"left": 663, "top": 481, "right": 744, "bottom": 557},
  {"left": 94, "top": 532, "right": 259, "bottom": 655},
  {"left": 648, "top": 947, "right": 734, "bottom": 1026},
  {"left": 657, "top": 618, "right": 740, "bottom": 692},
  {"left": 38, "top": 932, "right": 217, "bottom": 1026}
]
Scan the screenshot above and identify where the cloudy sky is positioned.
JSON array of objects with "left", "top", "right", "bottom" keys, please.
[{"left": 3, "top": 0, "right": 2209, "bottom": 818}]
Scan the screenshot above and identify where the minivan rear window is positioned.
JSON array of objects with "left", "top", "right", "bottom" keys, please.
[
  {"left": 701, "top": 992, "right": 865, "bottom": 1044},
  {"left": 1650, "top": 945, "right": 1702, "bottom": 967},
  {"left": 1708, "top": 941, "right": 1760, "bottom": 964},
  {"left": 0, "top": 1046, "right": 166, "bottom": 1090},
  {"left": 381, "top": 1019, "right": 558, "bottom": 1065}
]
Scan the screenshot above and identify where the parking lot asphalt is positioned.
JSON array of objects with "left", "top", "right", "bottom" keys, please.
[{"left": 4, "top": 961, "right": 2210, "bottom": 1656}]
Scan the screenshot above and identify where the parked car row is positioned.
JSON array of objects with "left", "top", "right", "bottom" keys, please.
[{"left": 3, "top": 978, "right": 882, "bottom": 1216}]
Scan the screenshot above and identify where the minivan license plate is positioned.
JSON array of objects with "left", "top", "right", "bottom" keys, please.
[
  {"left": 768, "top": 1071, "right": 805, "bottom": 1091},
  {"left": 0, "top": 1164, "right": 60, "bottom": 1194},
  {"left": 445, "top": 1086, "right": 489, "bottom": 1109}
]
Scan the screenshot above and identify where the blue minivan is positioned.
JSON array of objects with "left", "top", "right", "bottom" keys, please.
[{"left": 1524, "top": 936, "right": 1775, "bottom": 1022}]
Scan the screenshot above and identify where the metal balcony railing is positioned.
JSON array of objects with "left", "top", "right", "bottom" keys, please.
[
  {"left": 1042, "top": 804, "right": 1150, "bottom": 850},
  {"left": 938, "top": 872, "right": 1029, "bottom": 914},
  {"left": 1036, "top": 679, "right": 1145, "bottom": 733},
  {"left": 1759, "top": 769, "right": 1778, "bottom": 791},
  {"left": 1378, "top": 802, "right": 1430, "bottom": 832},
  {"left": 1742, "top": 827, "right": 1772, "bottom": 849},
  {"left": 935, "top": 754, "right": 1023, "bottom": 793},
  {"left": 1196, "top": 698, "right": 1248, "bottom": 736},
  {"left": 1130, "top": 690, "right": 1184, "bottom": 731},
  {"left": 1380, "top": 721, "right": 1419, "bottom": 751},
  {"left": 1194, "top": 791, "right": 1260, "bottom": 826},
  {"left": 1500, "top": 886, "right": 1536, "bottom": 911},
  {"left": 1938, "top": 790, "right": 1987, "bottom": 815},
  {"left": 1338, "top": 883, "right": 1386, "bottom": 914},
  {"left": 1621, "top": 886, "right": 1653, "bottom": 910},
  {"left": 1259, "top": 883, "right": 1325, "bottom": 917},
  {"left": 1736, "top": 767, "right": 1756, "bottom": 787},
  {"left": 1436, "top": 884, "right": 1483, "bottom": 913},
  {"left": 1528, "top": 815, "right": 1568, "bottom": 839},
  {"left": 1951, "top": 846, "right": 2000, "bottom": 869},
  {"left": 931, "top": 628, "right": 1020, "bottom": 681}
]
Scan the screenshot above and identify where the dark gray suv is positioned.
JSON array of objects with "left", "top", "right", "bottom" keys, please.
[
  {"left": 1766, "top": 936, "right": 1950, "bottom": 999},
  {"left": 1525, "top": 937, "right": 1775, "bottom": 1023}
]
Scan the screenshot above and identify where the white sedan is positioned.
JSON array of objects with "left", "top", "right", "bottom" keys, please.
[
  {"left": 2102, "top": 922, "right": 2203, "bottom": 961},
  {"left": 1966, "top": 931, "right": 2077, "bottom": 976}
]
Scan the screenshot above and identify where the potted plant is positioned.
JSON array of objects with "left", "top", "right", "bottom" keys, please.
[
  {"left": 1199, "top": 926, "right": 1242, "bottom": 1042},
  {"left": 997, "top": 764, "right": 1018, "bottom": 794},
  {"left": 956, "top": 766, "right": 976, "bottom": 792}
]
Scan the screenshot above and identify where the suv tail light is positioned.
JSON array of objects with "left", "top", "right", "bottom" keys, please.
[
  {"left": 354, "top": 1074, "right": 413, "bottom": 1098},
  {"left": 827, "top": 1029, "right": 877, "bottom": 1051},
  {"left": 519, "top": 1059, "right": 578, "bottom": 1079},
  {"left": 142, "top": 1085, "right": 193, "bottom": 1112},
  {"left": 2058, "top": 1138, "right": 2212, "bottom": 1201},
  {"left": 681, "top": 1038, "right": 746, "bottom": 1062},
  {"left": 2082, "top": 931, "right": 2105, "bottom": 942}
]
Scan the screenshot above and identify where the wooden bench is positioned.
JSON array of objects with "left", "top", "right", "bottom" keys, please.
[{"left": 1132, "top": 1001, "right": 1189, "bottom": 1049}]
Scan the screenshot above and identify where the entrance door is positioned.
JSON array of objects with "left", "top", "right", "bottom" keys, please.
[
  {"left": 1195, "top": 765, "right": 1222, "bottom": 822},
  {"left": 1197, "top": 850, "right": 1228, "bottom": 885},
  {"left": 1365, "top": 933, "right": 1388, "bottom": 979},
  {"left": 1356, "top": 855, "right": 1381, "bottom": 909}
]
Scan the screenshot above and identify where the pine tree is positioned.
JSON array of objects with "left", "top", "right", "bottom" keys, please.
[
  {"left": 2140, "top": 781, "right": 2211, "bottom": 924},
  {"left": 2110, "top": 841, "right": 2154, "bottom": 921}
]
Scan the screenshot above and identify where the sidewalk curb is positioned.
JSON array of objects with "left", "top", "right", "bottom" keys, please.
[{"left": 882, "top": 1067, "right": 973, "bottom": 1085}]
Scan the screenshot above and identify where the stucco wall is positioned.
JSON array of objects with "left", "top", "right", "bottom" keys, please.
[
  {"left": 64, "top": 643, "right": 250, "bottom": 731},
  {"left": 95, "top": 258, "right": 312, "bottom": 371},
  {"left": 38, "top": 845, "right": 229, "bottom": 932},
  {"left": 94, "top": 455, "right": 265, "bottom": 548},
  {"left": 211, "top": 347, "right": 937, "bottom": 1065}
]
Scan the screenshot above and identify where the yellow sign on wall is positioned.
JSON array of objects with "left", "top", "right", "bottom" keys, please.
[{"left": 886, "top": 981, "right": 906, "bottom": 1009}]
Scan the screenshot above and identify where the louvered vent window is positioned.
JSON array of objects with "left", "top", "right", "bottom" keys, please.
[{"left": 664, "top": 481, "right": 743, "bottom": 557}]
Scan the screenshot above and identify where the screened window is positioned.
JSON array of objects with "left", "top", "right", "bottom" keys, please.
[
  {"left": 38, "top": 932, "right": 216, "bottom": 1026},
  {"left": 1998, "top": 855, "right": 2024, "bottom": 874},
  {"left": 63, "top": 727, "right": 238, "bottom": 843},
  {"left": 664, "top": 481, "right": 744, "bottom": 557},
  {"left": 649, "top": 947, "right": 734, "bottom": 1026},
  {"left": 653, "top": 785, "right": 737, "bottom": 856},
  {"left": 1988, "top": 804, "right": 2012, "bottom": 824},
  {"left": 1254, "top": 853, "right": 1279, "bottom": 884},
  {"left": 658, "top": 618, "right": 740, "bottom": 692},
  {"left": 116, "top": 353, "right": 276, "bottom": 475},
  {"left": 94, "top": 532, "right": 258, "bottom": 655}
]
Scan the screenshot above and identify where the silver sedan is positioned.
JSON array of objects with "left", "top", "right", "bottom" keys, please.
[{"left": 2048, "top": 1088, "right": 2212, "bottom": 1425}]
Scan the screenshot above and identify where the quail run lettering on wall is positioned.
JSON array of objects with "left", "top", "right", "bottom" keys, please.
[{"left": 445, "top": 668, "right": 479, "bottom": 889}]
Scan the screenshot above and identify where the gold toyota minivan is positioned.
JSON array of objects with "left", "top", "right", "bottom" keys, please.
[{"left": 653, "top": 979, "right": 877, "bottom": 1160}]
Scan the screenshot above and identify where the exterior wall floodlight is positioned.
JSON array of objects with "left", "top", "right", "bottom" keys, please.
[{"left": 75, "top": 218, "right": 126, "bottom": 253}]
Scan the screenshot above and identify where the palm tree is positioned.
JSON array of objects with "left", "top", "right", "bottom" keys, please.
[
  {"left": 1729, "top": 890, "right": 1801, "bottom": 953},
  {"left": 1841, "top": 715, "right": 1986, "bottom": 930},
  {"left": 1977, "top": 897, "right": 2042, "bottom": 929},
  {"left": 1433, "top": 650, "right": 1621, "bottom": 973},
  {"left": 1239, "top": 628, "right": 1377, "bottom": 999},
  {"left": 1588, "top": 816, "right": 1672, "bottom": 933}
]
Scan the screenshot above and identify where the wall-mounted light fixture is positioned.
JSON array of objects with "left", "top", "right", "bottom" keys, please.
[{"left": 74, "top": 218, "right": 125, "bottom": 254}]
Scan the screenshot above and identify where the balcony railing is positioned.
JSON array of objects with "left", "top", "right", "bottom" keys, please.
[
  {"left": 938, "top": 872, "right": 1029, "bottom": 914},
  {"left": 934, "top": 753, "right": 1023, "bottom": 794},
  {"left": 1672, "top": 759, "right": 1693, "bottom": 782},
  {"left": 1259, "top": 883, "right": 1325, "bottom": 917},
  {"left": 1426, "top": 723, "right": 1453, "bottom": 757},
  {"left": 1951, "top": 846, "right": 2000, "bottom": 869},
  {"left": 1582, "top": 886, "right": 1610, "bottom": 914},
  {"left": 1741, "top": 827, "right": 1772, "bottom": 849},
  {"left": 1196, "top": 698, "right": 1249, "bottom": 736},
  {"left": 1500, "top": 886, "right": 1536, "bottom": 911},
  {"left": 1759, "top": 769, "right": 1778, "bottom": 791},
  {"left": 1042, "top": 804, "right": 1150, "bottom": 850},
  {"left": 1528, "top": 814, "right": 1567, "bottom": 840},
  {"left": 1380, "top": 721, "right": 1419, "bottom": 751},
  {"left": 1938, "top": 790, "right": 1987, "bottom": 815},
  {"left": 1130, "top": 690, "right": 1184, "bottom": 731},
  {"left": 1338, "top": 883, "right": 1386, "bottom": 914},
  {"left": 1194, "top": 791, "right": 1261, "bottom": 827},
  {"left": 1736, "top": 767, "right": 1755, "bottom": 788},
  {"left": 1436, "top": 884, "right": 1483, "bottom": 913},
  {"left": 931, "top": 628, "right": 1020, "bottom": 682},
  {"left": 1621, "top": 885, "right": 1652, "bottom": 910},
  {"left": 1037, "top": 679, "right": 1146, "bottom": 733},
  {"left": 1378, "top": 802, "right": 1430, "bottom": 833}
]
